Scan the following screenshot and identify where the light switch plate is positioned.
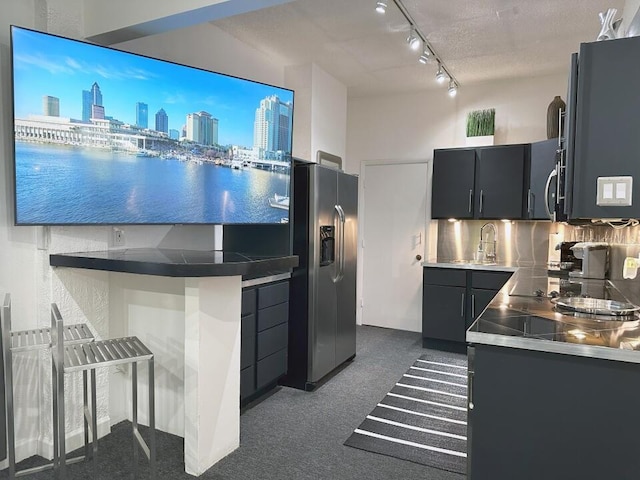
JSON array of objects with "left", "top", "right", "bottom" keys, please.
[{"left": 597, "top": 176, "right": 633, "bottom": 206}]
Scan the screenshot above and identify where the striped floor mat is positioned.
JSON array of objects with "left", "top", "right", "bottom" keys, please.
[{"left": 344, "top": 352, "right": 468, "bottom": 474}]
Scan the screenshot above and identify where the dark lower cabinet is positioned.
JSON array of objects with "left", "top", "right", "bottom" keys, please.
[
  {"left": 240, "top": 280, "right": 289, "bottom": 403},
  {"left": 423, "top": 267, "right": 512, "bottom": 348},
  {"left": 468, "top": 344, "right": 640, "bottom": 479}
]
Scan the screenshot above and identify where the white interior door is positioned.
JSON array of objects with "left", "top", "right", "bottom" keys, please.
[{"left": 361, "top": 162, "right": 428, "bottom": 332}]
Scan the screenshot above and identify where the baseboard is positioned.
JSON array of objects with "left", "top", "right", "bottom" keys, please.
[
  {"left": 0, "top": 418, "right": 109, "bottom": 469},
  {"left": 37, "top": 417, "right": 112, "bottom": 459},
  {"left": 0, "top": 436, "right": 40, "bottom": 470}
]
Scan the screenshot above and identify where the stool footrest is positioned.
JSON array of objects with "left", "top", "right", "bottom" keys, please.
[{"left": 14, "top": 454, "right": 85, "bottom": 477}]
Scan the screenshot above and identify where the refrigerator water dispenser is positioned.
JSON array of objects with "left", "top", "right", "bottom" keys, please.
[{"left": 320, "top": 225, "right": 335, "bottom": 266}]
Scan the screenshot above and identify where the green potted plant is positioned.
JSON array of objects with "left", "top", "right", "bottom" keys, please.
[{"left": 466, "top": 108, "right": 495, "bottom": 146}]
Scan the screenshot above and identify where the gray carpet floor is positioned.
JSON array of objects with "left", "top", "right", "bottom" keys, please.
[{"left": 7, "top": 326, "right": 466, "bottom": 479}]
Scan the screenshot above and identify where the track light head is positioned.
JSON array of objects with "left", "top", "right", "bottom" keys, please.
[
  {"left": 376, "top": 1, "right": 387, "bottom": 14},
  {"left": 406, "top": 28, "right": 421, "bottom": 51},
  {"left": 418, "top": 48, "right": 431, "bottom": 64},
  {"left": 435, "top": 64, "right": 447, "bottom": 83},
  {"left": 448, "top": 80, "right": 458, "bottom": 97}
]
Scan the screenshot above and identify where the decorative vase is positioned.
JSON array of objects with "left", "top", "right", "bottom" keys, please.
[{"left": 546, "top": 96, "right": 566, "bottom": 140}]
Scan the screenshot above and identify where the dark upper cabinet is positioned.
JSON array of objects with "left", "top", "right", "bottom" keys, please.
[
  {"left": 569, "top": 36, "right": 640, "bottom": 219},
  {"left": 432, "top": 145, "right": 528, "bottom": 220},
  {"left": 528, "top": 139, "right": 558, "bottom": 220},
  {"left": 431, "top": 149, "right": 476, "bottom": 219},
  {"left": 475, "top": 145, "right": 527, "bottom": 219}
]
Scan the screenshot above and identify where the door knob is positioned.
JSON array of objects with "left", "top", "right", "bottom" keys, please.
[{"left": 416, "top": 254, "right": 422, "bottom": 261}]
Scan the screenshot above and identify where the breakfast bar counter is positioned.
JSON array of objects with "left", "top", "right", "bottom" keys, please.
[{"left": 50, "top": 248, "right": 298, "bottom": 476}]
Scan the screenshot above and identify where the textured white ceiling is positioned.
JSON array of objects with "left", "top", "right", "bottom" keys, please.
[{"left": 212, "top": 0, "right": 626, "bottom": 97}]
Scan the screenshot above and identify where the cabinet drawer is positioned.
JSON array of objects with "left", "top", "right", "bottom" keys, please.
[
  {"left": 471, "top": 271, "right": 512, "bottom": 290},
  {"left": 241, "top": 313, "right": 255, "bottom": 370},
  {"left": 258, "top": 282, "right": 289, "bottom": 309},
  {"left": 257, "top": 323, "right": 288, "bottom": 360},
  {"left": 242, "top": 288, "right": 256, "bottom": 316},
  {"left": 423, "top": 268, "right": 467, "bottom": 287},
  {"left": 256, "top": 348, "right": 287, "bottom": 389},
  {"left": 240, "top": 365, "right": 255, "bottom": 399},
  {"left": 257, "top": 302, "right": 289, "bottom": 332}
]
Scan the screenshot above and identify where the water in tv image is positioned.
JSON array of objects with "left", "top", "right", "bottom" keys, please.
[{"left": 11, "top": 27, "right": 294, "bottom": 225}]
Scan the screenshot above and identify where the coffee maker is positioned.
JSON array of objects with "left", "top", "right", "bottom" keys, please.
[
  {"left": 548, "top": 241, "right": 582, "bottom": 275},
  {"left": 568, "top": 242, "right": 609, "bottom": 279}
]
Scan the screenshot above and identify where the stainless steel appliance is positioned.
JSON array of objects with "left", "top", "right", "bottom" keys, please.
[
  {"left": 569, "top": 242, "right": 609, "bottom": 279},
  {"left": 548, "top": 241, "right": 581, "bottom": 275},
  {"left": 285, "top": 159, "right": 358, "bottom": 390}
]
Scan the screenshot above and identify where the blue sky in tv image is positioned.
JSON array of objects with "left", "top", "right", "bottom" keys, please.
[{"left": 11, "top": 26, "right": 294, "bottom": 225}]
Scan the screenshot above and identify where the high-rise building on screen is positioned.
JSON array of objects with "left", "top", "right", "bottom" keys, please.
[
  {"left": 136, "top": 102, "right": 148, "bottom": 129},
  {"left": 82, "top": 90, "right": 92, "bottom": 122},
  {"left": 42, "top": 95, "right": 59, "bottom": 116},
  {"left": 155, "top": 108, "right": 168, "bottom": 134},
  {"left": 253, "top": 95, "right": 293, "bottom": 154},
  {"left": 91, "top": 82, "right": 103, "bottom": 107},
  {"left": 185, "top": 111, "right": 218, "bottom": 146},
  {"left": 82, "top": 82, "right": 103, "bottom": 123}
]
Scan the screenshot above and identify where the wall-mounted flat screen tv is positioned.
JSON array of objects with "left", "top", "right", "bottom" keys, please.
[{"left": 11, "top": 26, "right": 294, "bottom": 225}]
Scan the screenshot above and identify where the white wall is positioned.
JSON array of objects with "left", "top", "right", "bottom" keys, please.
[
  {"left": 115, "top": 22, "right": 285, "bottom": 87},
  {"left": 286, "top": 63, "right": 347, "bottom": 163},
  {"left": 310, "top": 64, "right": 347, "bottom": 162},
  {"left": 346, "top": 73, "right": 568, "bottom": 172}
]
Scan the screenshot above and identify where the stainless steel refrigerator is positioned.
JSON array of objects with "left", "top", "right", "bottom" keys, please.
[{"left": 285, "top": 160, "right": 358, "bottom": 390}]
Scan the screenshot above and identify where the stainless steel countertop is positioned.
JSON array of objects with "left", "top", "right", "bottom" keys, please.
[
  {"left": 423, "top": 261, "right": 640, "bottom": 363},
  {"left": 422, "top": 261, "right": 518, "bottom": 272}
]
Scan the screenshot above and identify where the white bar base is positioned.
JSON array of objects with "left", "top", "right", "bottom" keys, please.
[{"left": 184, "top": 276, "right": 242, "bottom": 476}]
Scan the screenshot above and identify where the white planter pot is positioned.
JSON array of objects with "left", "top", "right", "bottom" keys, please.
[{"left": 466, "top": 135, "right": 494, "bottom": 146}]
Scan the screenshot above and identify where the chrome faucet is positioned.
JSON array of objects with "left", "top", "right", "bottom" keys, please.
[{"left": 478, "top": 222, "right": 498, "bottom": 263}]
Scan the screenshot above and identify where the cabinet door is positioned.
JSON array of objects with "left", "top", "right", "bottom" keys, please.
[
  {"left": 476, "top": 145, "right": 526, "bottom": 219},
  {"left": 529, "top": 139, "right": 558, "bottom": 220},
  {"left": 571, "top": 36, "right": 640, "bottom": 219},
  {"left": 422, "top": 284, "right": 467, "bottom": 342},
  {"left": 431, "top": 149, "right": 476, "bottom": 219},
  {"left": 469, "top": 288, "right": 499, "bottom": 328}
]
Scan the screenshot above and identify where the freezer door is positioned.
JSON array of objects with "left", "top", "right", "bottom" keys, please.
[
  {"left": 335, "top": 171, "right": 358, "bottom": 366},
  {"left": 308, "top": 165, "right": 338, "bottom": 383}
]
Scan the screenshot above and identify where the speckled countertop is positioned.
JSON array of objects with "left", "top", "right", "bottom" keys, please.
[{"left": 423, "top": 261, "right": 640, "bottom": 363}]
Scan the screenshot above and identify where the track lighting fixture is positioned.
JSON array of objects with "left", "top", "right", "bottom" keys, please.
[
  {"left": 448, "top": 80, "right": 458, "bottom": 97},
  {"left": 418, "top": 48, "right": 431, "bottom": 64},
  {"left": 375, "top": 1, "right": 388, "bottom": 14},
  {"left": 406, "top": 27, "right": 421, "bottom": 50},
  {"left": 435, "top": 63, "right": 447, "bottom": 83},
  {"left": 382, "top": 0, "right": 460, "bottom": 97}
]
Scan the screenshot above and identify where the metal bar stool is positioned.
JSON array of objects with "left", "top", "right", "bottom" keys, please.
[
  {"left": 1, "top": 293, "right": 94, "bottom": 478},
  {"left": 50, "top": 303, "right": 156, "bottom": 479}
]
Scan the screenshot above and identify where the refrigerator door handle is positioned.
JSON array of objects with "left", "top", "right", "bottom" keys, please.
[{"left": 333, "top": 205, "right": 346, "bottom": 283}]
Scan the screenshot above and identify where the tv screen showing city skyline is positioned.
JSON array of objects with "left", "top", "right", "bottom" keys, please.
[{"left": 11, "top": 26, "right": 294, "bottom": 225}]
